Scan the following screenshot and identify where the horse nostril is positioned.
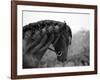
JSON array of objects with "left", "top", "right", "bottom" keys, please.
[
  {"left": 62, "top": 59, "right": 67, "bottom": 62},
  {"left": 61, "top": 59, "right": 66, "bottom": 63},
  {"left": 57, "top": 57, "right": 67, "bottom": 63},
  {"left": 64, "top": 58, "right": 67, "bottom": 61},
  {"left": 62, "top": 58, "right": 67, "bottom": 62}
]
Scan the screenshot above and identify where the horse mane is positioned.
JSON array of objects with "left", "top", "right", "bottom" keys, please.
[
  {"left": 23, "top": 20, "right": 72, "bottom": 45},
  {"left": 23, "top": 20, "right": 72, "bottom": 68}
]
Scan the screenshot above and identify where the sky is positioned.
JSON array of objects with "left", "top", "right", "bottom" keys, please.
[{"left": 23, "top": 11, "right": 90, "bottom": 34}]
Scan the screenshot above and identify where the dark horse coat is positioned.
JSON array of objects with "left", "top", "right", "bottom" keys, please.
[{"left": 23, "top": 20, "right": 72, "bottom": 68}]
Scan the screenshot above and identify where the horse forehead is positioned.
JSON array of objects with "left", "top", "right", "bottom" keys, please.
[{"left": 54, "top": 37, "right": 64, "bottom": 49}]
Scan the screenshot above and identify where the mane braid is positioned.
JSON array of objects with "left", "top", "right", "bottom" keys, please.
[
  {"left": 23, "top": 20, "right": 72, "bottom": 46},
  {"left": 24, "top": 20, "right": 62, "bottom": 38}
]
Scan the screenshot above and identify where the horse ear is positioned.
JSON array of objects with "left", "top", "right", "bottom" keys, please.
[
  {"left": 63, "top": 21, "right": 68, "bottom": 29},
  {"left": 64, "top": 21, "right": 67, "bottom": 25},
  {"left": 61, "top": 21, "right": 67, "bottom": 30}
]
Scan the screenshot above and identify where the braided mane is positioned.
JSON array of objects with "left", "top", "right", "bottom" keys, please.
[
  {"left": 23, "top": 20, "right": 72, "bottom": 45},
  {"left": 23, "top": 20, "right": 72, "bottom": 68}
]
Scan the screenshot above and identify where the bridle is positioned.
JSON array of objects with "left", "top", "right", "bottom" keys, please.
[
  {"left": 48, "top": 47, "right": 62, "bottom": 56},
  {"left": 47, "top": 34, "right": 63, "bottom": 57}
]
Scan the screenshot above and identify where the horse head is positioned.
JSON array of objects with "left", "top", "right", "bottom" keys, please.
[{"left": 52, "top": 22, "right": 72, "bottom": 63}]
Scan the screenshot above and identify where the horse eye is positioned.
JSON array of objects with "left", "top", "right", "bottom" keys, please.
[
  {"left": 57, "top": 51, "right": 62, "bottom": 56},
  {"left": 58, "top": 51, "right": 61, "bottom": 54}
]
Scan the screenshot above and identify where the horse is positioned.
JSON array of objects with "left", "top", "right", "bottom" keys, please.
[{"left": 23, "top": 20, "right": 72, "bottom": 68}]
